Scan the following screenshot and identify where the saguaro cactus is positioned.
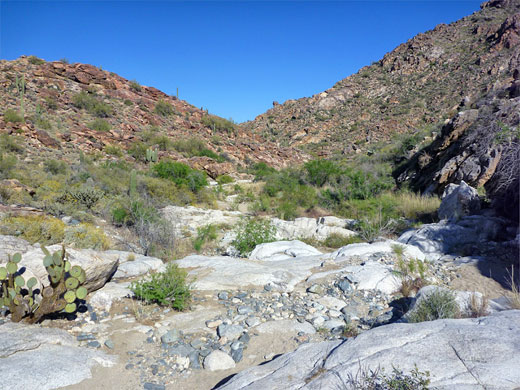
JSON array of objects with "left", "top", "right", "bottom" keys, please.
[
  {"left": 15, "top": 75, "right": 25, "bottom": 118},
  {"left": 146, "top": 148, "right": 158, "bottom": 163},
  {"left": 0, "top": 246, "right": 87, "bottom": 323}
]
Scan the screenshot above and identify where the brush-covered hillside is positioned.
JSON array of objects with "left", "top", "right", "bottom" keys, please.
[{"left": 244, "top": 0, "right": 519, "bottom": 158}]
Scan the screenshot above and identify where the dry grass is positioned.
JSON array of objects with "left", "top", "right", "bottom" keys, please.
[
  {"left": 468, "top": 293, "right": 489, "bottom": 317},
  {"left": 394, "top": 192, "right": 440, "bottom": 220},
  {"left": 506, "top": 266, "right": 520, "bottom": 310}
]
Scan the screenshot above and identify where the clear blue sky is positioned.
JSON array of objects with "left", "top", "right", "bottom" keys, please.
[{"left": 1, "top": 1, "right": 482, "bottom": 123}]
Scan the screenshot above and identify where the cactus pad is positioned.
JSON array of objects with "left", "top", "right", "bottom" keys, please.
[
  {"left": 14, "top": 276, "right": 25, "bottom": 287},
  {"left": 65, "top": 277, "right": 79, "bottom": 289},
  {"left": 70, "top": 266, "right": 82, "bottom": 278},
  {"left": 64, "top": 303, "right": 76, "bottom": 313},
  {"left": 43, "top": 254, "right": 53, "bottom": 267},
  {"left": 64, "top": 290, "right": 76, "bottom": 303},
  {"left": 12, "top": 253, "right": 22, "bottom": 263},
  {"left": 0, "top": 267, "right": 7, "bottom": 280},
  {"left": 6, "top": 262, "right": 17, "bottom": 274},
  {"left": 26, "top": 277, "right": 37, "bottom": 289},
  {"left": 76, "top": 286, "right": 88, "bottom": 300}
]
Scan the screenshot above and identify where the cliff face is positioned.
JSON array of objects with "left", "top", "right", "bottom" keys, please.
[
  {"left": 0, "top": 57, "right": 306, "bottom": 177},
  {"left": 243, "top": 0, "right": 519, "bottom": 158}
]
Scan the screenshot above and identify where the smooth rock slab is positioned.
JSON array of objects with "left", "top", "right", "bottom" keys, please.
[
  {"left": 249, "top": 240, "right": 322, "bottom": 261},
  {"left": 330, "top": 240, "right": 425, "bottom": 262},
  {"left": 104, "top": 250, "right": 165, "bottom": 279},
  {"left": 0, "top": 322, "right": 116, "bottom": 390},
  {"left": 217, "top": 310, "right": 520, "bottom": 390},
  {"left": 0, "top": 234, "right": 35, "bottom": 261},
  {"left": 174, "top": 254, "right": 324, "bottom": 292},
  {"left": 88, "top": 281, "right": 133, "bottom": 312},
  {"left": 204, "top": 350, "right": 236, "bottom": 371}
]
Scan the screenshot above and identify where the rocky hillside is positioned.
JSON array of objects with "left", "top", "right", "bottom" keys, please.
[
  {"left": 244, "top": 0, "right": 519, "bottom": 157},
  {"left": 0, "top": 57, "right": 305, "bottom": 177}
]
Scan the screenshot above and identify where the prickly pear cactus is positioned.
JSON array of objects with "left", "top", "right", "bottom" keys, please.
[{"left": 0, "top": 246, "right": 88, "bottom": 323}]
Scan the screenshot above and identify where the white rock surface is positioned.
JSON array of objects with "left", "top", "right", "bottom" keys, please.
[
  {"left": 204, "top": 350, "right": 236, "bottom": 371},
  {"left": 438, "top": 181, "right": 480, "bottom": 221},
  {"left": 175, "top": 254, "right": 324, "bottom": 292},
  {"left": 0, "top": 234, "right": 35, "bottom": 260},
  {"left": 104, "top": 250, "right": 165, "bottom": 279},
  {"left": 272, "top": 217, "right": 356, "bottom": 241},
  {"left": 256, "top": 320, "right": 316, "bottom": 335},
  {"left": 0, "top": 321, "right": 117, "bottom": 390},
  {"left": 217, "top": 310, "right": 520, "bottom": 390},
  {"left": 88, "top": 281, "right": 133, "bottom": 312},
  {"left": 330, "top": 240, "right": 425, "bottom": 262},
  {"left": 161, "top": 205, "right": 242, "bottom": 237},
  {"left": 249, "top": 240, "right": 322, "bottom": 261}
]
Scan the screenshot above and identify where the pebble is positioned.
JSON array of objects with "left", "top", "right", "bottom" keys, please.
[
  {"left": 161, "top": 329, "right": 180, "bottom": 344},
  {"left": 143, "top": 383, "right": 165, "bottom": 390},
  {"left": 104, "top": 339, "right": 115, "bottom": 349}
]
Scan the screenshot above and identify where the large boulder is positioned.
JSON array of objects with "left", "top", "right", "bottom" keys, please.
[
  {"left": 217, "top": 310, "right": 520, "bottom": 389},
  {"left": 0, "top": 321, "right": 117, "bottom": 390},
  {"left": 0, "top": 235, "right": 36, "bottom": 261},
  {"left": 103, "top": 250, "right": 165, "bottom": 279},
  {"left": 330, "top": 240, "right": 425, "bottom": 262},
  {"left": 249, "top": 240, "right": 322, "bottom": 261},
  {"left": 438, "top": 181, "right": 480, "bottom": 221},
  {"left": 13, "top": 245, "right": 118, "bottom": 292},
  {"left": 398, "top": 216, "right": 507, "bottom": 261}
]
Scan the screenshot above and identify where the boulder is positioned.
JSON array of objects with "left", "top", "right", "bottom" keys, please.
[
  {"left": 330, "top": 240, "right": 425, "bottom": 262},
  {"left": 398, "top": 216, "right": 507, "bottom": 261},
  {"left": 0, "top": 321, "right": 117, "bottom": 390},
  {"left": 249, "top": 240, "right": 322, "bottom": 261},
  {"left": 438, "top": 181, "right": 480, "bottom": 221},
  {"left": 88, "top": 281, "right": 133, "bottom": 312},
  {"left": 216, "top": 310, "right": 520, "bottom": 389},
  {"left": 204, "top": 350, "right": 236, "bottom": 371},
  {"left": 0, "top": 235, "right": 35, "bottom": 261},
  {"left": 16, "top": 245, "right": 118, "bottom": 292}
]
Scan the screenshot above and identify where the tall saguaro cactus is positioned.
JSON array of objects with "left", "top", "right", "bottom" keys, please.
[{"left": 15, "top": 75, "right": 25, "bottom": 119}]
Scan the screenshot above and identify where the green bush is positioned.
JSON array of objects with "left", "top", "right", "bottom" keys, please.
[
  {"left": 130, "top": 263, "right": 191, "bottom": 310},
  {"left": 201, "top": 115, "right": 236, "bottom": 134},
  {"left": 232, "top": 218, "right": 276, "bottom": 256},
  {"left": 276, "top": 200, "right": 298, "bottom": 221},
  {"left": 0, "top": 134, "right": 24, "bottom": 153},
  {"left": 129, "top": 80, "right": 142, "bottom": 92},
  {"left": 346, "top": 365, "right": 431, "bottom": 389},
  {"left": 28, "top": 55, "right": 45, "bottom": 65},
  {"left": 193, "top": 224, "right": 217, "bottom": 252},
  {"left": 128, "top": 141, "right": 148, "bottom": 162},
  {"left": 88, "top": 118, "right": 111, "bottom": 132},
  {"left": 45, "top": 97, "right": 58, "bottom": 110},
  {"left": 171, "top": 137, "right": 225, "bottom": 161},
  {"left": 154, "top": 100, "right": 176, "bottom": 116},
  {"left": 323, "top": 233, "right": 363, "bottom": 248},
  {"left": 104, "top": 144, "right": 123, "bottom": 157},
  {"left": 64, "top": 187, "right": 104, "bottom": 209},
  {"left": 111, "top": 207, "right": 129, "bottom": 226},
  {"left": 3, "top": 109, "right": 24, "bottom": 123},
  {"left": 0, "top": 153, "right": 17, "bottom": 178},
  {"left": 216, "top": 175, "right": 234, "bottom": 185},
  {"left": 153, "top": 160, "right": 207, "bottom": 192},
  {"left": 72, "top": 91, "right": 113, "bottom": 117},
  {"left": 408, "top": 289, "right": 459, "bottom": 323},
  {"left": 249, "top": 162, "right": 276, "bottom": 180},
  {"left": 44, "top": 159, "right": 68, "bottom": 175},
  {"left": 150, "top": 134, "right": 172, "bottom": 151},
  {"left": 124, "top": 99, "right": 133, "bottom": 106},
  {"left": 304, "top": 159, "right": 341, "bottom": 187}
]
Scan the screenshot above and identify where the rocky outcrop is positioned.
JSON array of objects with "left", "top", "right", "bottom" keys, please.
[
  {"left": 217, "top": 310, "right": 520, "bottom": 390},
  {"left": 249, "top": 240, "right": 322, "bottom": 261},
  {"left": 438, "top": 181, "right": 480, "bottom": 220}
]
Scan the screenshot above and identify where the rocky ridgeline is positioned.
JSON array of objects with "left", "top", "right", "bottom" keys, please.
[
  {"left": 0, "top": 57, "right": 306, "bottom": 177},
  {"left": 0, "top": 182, "right": 518, "bottom": 389}
]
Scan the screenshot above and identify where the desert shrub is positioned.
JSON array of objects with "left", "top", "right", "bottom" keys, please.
[
  {"left": 346, "top": 365, "right": 431, "bottom": 389},
  {"left": 64, "top": 187, "right": 104, "bottom": 209},
  {"left": 3, "top": 109, "right": 24, "bottom": 123},
  {"left": 44, "top": 159, "right": 68, "bottom": 175},
  {"left": 124, "top": 99, "right": 133, "bottom": 106},
  {"left": 111, "top": 206, "right": 129, "bottom": 226},
  {"left": 0, "top": 215, "right": 65, "bottom": 244},
  {"left": 128, "top": 141, "right": 148, "bottom": 162},
  {"left": 408, "top": 289, "right": 459, "bottom": 323},
  {"left": 193, "top": 224, "right": 217, "bottom": 252},
  {"left": 64, "top": 223, "right": 110, "bottom": 250},
  {"left": 355, "top": 210, "right": 400, "bottom": 242},
  {"left": 392, "top": 245, "right": 429, "bottom": 297},
  {"left": 201, "top": 115, "right": 236, "bottom": 134},
  {"left": 172, "top": 137, "right": 225, "bottom": 161},
  {"left": 216, "top": 175, "right": 234, "bottom": 185},
  {"left": 304, "top": 159, "right": 341, "bottom": 187},
  {"left": 0, "top": 134, "right": 24, "bottom": 153},
  {"left": 28, "top": 55, "right": 45, "bottom": 65},
  {"left": 323, "top": 233, "right": 363, "bottom": 248},
  {"left": 104, "top": 144, "right": 123, "bottom": 157},
  {"left": 154, "top": 100, "right": 176, "bottom": 116},
  {"left": 150, "top": 134, "right": 172, "bottom": 151},
  {"left": 393, "top": 192, "right": 440, "bottom": 221},
  {"left": 276, "top": 200, "right": 298, "bottom": 221},
  {"left": 249, "top": 162, "right": 276, "bottom": 180},
  {"left": 153, "top": 160, "right": 207, "bottom": 192},
  {"left": 129, "top": 80, "right": 142, "bottom": 92},
  {"left": 232, "top": 218, "right": 276, "bottom": 256},
  {"left": 88, "top": 118, "right": 111, "bottom": 132},
  {"left": 72, "top": 91, "right": 113, "bottom": 117},
  {"left": 130, "top": 263, "right": 191, "bottom": 310},
  {"left": 45, "top": 96, "right": 58, "bottom": 110}
]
